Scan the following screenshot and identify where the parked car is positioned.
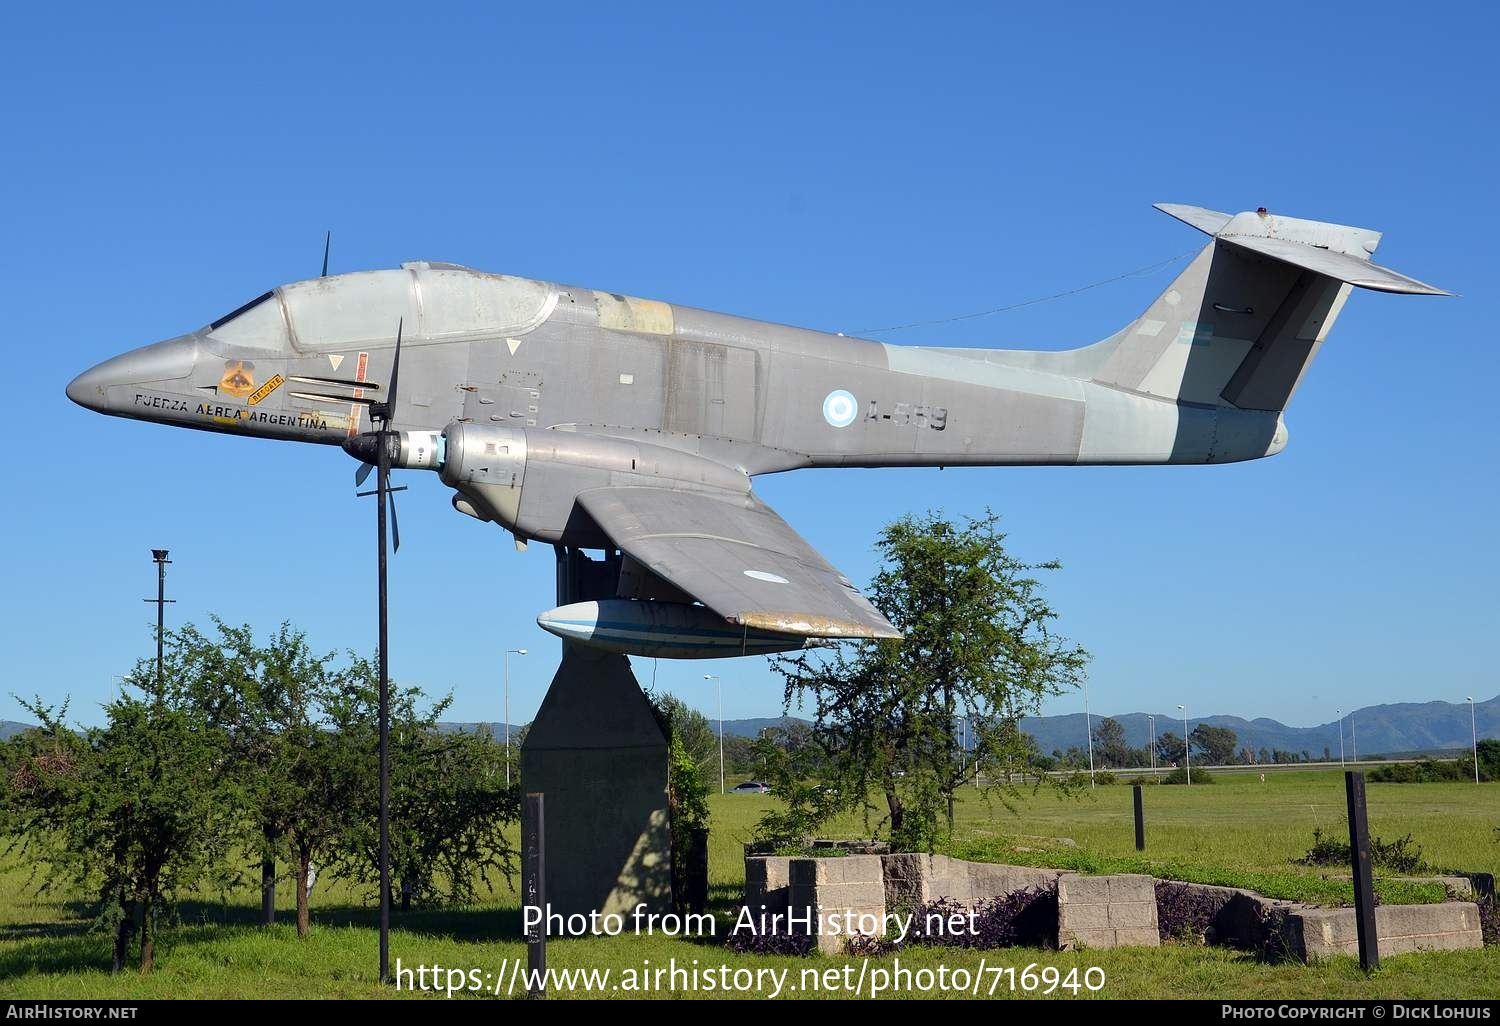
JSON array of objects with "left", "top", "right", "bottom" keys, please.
[{"left": 730, "top": 780, "right": 771, "bottom": 794}]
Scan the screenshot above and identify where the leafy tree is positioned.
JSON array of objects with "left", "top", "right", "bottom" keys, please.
[
  {"left": 773, "top": 510, "right": 1088, "bottom": 851},
  {"left": 166, "top": 619, "right": 352, "bottom": 935},
  {"left": 1155, "top": 731, "right": 1186, "bottom": 764},
  {"left": 5, "top": 667, "right": 237, "bottom": 972},
  {"left": 1092, "top": 717, "right": 1130, "bottom": 768},
  {"left": 330, "top": 673, "right": 518, "bottom": 909},
  {"left": 648, "top": 694, "right": 713, "bottom": 912},
  {"left": 1189, "top": 724, "right": 1238, "bottom": 766}
]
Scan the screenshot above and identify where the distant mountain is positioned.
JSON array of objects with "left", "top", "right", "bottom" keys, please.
[
  {"left": 0, "top": 721, "right": 32, "bottom": 741},
  {"left": 717, "top": 696, "right": 1498, "bottom": 760}
]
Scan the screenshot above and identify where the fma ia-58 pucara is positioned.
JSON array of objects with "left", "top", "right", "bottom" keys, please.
[{"left": 69, "top": 204, "right": 1447, "bottom": 659}]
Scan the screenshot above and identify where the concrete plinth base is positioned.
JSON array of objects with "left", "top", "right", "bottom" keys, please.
[{"left": 521, "top": 642, "right": 672, "bottom": 918}]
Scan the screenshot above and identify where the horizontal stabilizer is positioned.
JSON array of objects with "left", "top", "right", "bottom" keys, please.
[{"left": 1155, "top": 202, "right": 1451, "bottom": 296}]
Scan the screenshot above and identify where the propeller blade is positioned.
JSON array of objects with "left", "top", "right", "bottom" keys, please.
[
  {"left": 388, "top": 487, "right": 401, "bottom": 553},
  {"left": 386, "top": 318, "right": 403, "bottom": 416},
  {"left": 321, "top": 231, "right": 331, "bottom": 278},
  {"left": 355, "top": 461, "right": 374, "bottom": 487}
]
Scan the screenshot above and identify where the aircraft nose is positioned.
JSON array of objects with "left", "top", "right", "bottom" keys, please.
[{"left": 66, "top": 337, "right": 198, "bottom": 412}]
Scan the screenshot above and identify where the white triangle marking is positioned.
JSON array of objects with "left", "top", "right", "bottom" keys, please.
[
  {"left": 328, "top": 354, "right": 344, "bottom": 371},
  {"left": 506, "top": 338, "right": 521, "bottom": 356}
]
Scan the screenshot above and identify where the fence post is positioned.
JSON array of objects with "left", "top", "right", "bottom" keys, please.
[
  {"left": 1344, "top": 771, "right": 1379, "bottom": 971},
  {"left": 524, "top": 792, "right": 546, "bottom": 998},
  {"left": 1133, "top": 784, "right": 1145, "bottom": 851}
]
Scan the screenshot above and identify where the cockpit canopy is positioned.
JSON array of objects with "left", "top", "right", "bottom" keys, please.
[{"left": 205, "top": 263, "right": 557, "bottom": 352}]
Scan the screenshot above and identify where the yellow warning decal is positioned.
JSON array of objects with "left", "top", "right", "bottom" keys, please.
[{"left": 248, "top": 373, "right": 285, "bottom": 406}]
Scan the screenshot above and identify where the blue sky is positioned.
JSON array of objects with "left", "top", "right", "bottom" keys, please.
[{"left": 2, "top": 2, "right": 1494, "bottom": 731}]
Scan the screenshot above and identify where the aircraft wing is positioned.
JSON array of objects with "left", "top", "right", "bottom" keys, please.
[{"left": 575, "top": 486, "right": 901, "bottom": 640}]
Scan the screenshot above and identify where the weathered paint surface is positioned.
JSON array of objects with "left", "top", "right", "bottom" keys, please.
[{"left": 66, "top": 205, "right": 1446, "bottom": 654}]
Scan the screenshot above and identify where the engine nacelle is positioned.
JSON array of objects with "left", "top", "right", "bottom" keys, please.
[{"left": 436, "top": 422, "right": 750, "bottom": 545}]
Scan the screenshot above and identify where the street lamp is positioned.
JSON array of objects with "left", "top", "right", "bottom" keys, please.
[
  {"left": 503, "top": 648, "right": 526, "bottom": 786},
  {"left": 1468, "top": 697, "right": 1479, "bottom": 784},
  {"left": 1337, "top": 708, "right": 1345, "bottom": 767},
  {"left": 1178, "top": 704, "right": 1190, "bottom": 785},
  {"left": 704, "top": 674, "right": 724, "bottom": 795},
  {"left": 1148, "top": 715, "right": 1156, "bottom": 779},
  {"left": 1350, "top": 713, "right": 1357, "bottom": 763},
  {"left": 1083, "top": 679, "right": 1096, "bottom": 788}
]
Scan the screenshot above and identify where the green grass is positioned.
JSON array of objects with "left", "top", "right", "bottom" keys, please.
[{"left": 2, "top": 769, "right": 1497, "bottom": 999}]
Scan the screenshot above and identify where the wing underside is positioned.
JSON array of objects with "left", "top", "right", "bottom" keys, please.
[{"left": 575, "top": 486, "right": 900, "bottom": 640}]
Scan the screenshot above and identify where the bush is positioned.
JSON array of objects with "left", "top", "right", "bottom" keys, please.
[
  {"left": 724, "top": 911, "right": 817, "bottom": 956},
  {"left": 1369, "top": 759, "right": 1466, "bottom": 783},
  {"left": 906, "top": 886, "right": 1059, "bottom": 950},
  {"left": 1297, "top": 828, "right": 1429, "bottom": 874},
  {"left": 1154, "top": 881, "right": 1227, "bottom": 944},
  {"left": 1161, "top": 766, "right": 1214, "bottom": 785}
]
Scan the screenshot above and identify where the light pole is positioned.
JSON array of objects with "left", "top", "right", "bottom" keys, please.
[
  {"left": 1084, "top": 679, "right": 1096, "bottom": 788},
  {"left": 1337, "top": 708, "right": 1345, "bottom": 767},
  {"left": 1148, "top": 715, "right": 1156, "bottom": 779},
  {"left": 1178, "top": 704, "right": 1190, "bottom": 785},
  {"left": 704, "top": 674, "right": 724, "bottom": 795},
  {"left": 503, "top": 648, "right": 526, "bottom": 786},
  {"left": 1468, "top": 697, "right": 1479, "bottom": 784},
  {"left": 1350, "top": 713, "right": 1357, "bottom": 763},
  {"left": 144, "top": 550, "right": 174, "bottom": 689}
]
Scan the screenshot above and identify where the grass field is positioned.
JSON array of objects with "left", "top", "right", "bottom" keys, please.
[{"left": 2, "top": 769, "right": 1496, "bottom": 999}]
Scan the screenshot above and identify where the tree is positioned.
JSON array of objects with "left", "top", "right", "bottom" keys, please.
[
  {"left": 166, "top": 619, "right": 353, "bottom": 936},
  {"left": 1156, "top": 731, "right": 1186, "bottom": 764},
  {"left": 1092, "top": 718, "right": 1130, "bottom": 768},
  {"left": 330, "top": 672, "right": 518, "bottom": 910},
  {"left": 1190, "top": 724, "right": 1239, "bottom": 766},
  {"left": 772, "top": 510, "right": 1088, "bottom": 851},
  {"left": 651, "top": 694, "right": 717, "bottom": 781},
  {"left": 6, "top": 667, "right": 236, "bottom": 972}
]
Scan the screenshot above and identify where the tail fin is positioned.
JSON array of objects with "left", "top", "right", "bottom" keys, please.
[{"left": 1091, "top": 204, "right": 1450, "bottom": 412}]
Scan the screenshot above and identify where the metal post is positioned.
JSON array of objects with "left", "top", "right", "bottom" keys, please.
[
  {"left": 1133, "top": 784, "right": 1145, "bottom": 851},
  {"left": 377, "top": 441, "right": 391, "bottom": 983},
  {"left": 1178, "top": 704, "right": 1190, "bottom": 785},
  {"left": 1084, "top": 679, "right": 1095, "bottom": 788},
  {"left": 144, "top": 550, "right": 175, "bottom": 691},
  {"left": 523, "top": 792, "right": 546, "bottom": 999},
  {"left": 1344, "top": 771, "right": 1379, "bottom": 971},
  {"left": 1469, "top": 698, "right": 1479, "bottom": 784},
  {"left": 705, "top": 674, "right": 723, "bottom": 794},
  {"left": 1351, "top": 714, "right": 1358, "bottom": 763},
  {"left": 505, "top": 649, "right": 526, "bottom": 787},
  {"left": 1338, "top": 708, "right": 1345, "bottom": 767}
]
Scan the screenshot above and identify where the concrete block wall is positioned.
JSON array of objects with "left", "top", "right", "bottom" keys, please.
[
  {"left": 745, "top": 856, "right": 791, "bottom": 916},
  {"left": 883, "top": 853, "right": 1061, "bottom": 909},
  {"left": 788, "top": 854, "right": 887, "bottom": 954},
  {"left": 1056, "top": 873, "right": 1160, "bottom": 950},
  {"left": 1282, "top": 903, "right": 1484, "bottom": 960}
]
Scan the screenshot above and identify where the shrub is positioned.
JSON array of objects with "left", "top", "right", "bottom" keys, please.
[
  {"left": 906, "top": 885, "right": 1058, "bottom": 950},
  {"left": 1478, "top": 897, "right": 1499, "bottom": 947},
  {"left": 1161, "top": 766, "right": 1214, "bottom": 785},
  {"left": 1154, "top": 881, "right": 1227, "bottom": 944},
  {"left": 724, "top": 910, "right": 816, "bottom": 956},
  {"left": 1369, "top": 759, "right": 1466, "bottom": 784},
  {"left": 1297, "top": 828, "right": 1429, "bottom": 874}
]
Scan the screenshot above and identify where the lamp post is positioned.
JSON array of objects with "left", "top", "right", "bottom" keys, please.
[
  {"left": 144, "top": 550, "right": 174, "bottom": 689},
  {"left": 1084, "top": 679, "right": 1096, "bottom": 788},
  {"left": 1148, "top": 715, "right": 1156, "bottom": 779},
  {"left": 1337, "top": 708, "right": 1345, "bottom": 767},
  {"left": 1469, "top": 697, "right": 1479, "bottom": 784},
  {"left": 504, "top": 648, "right": 526, "bottom": 786},
  {"left": 1350, "top": 713, "right": 1357, "bottom": 764},
  {"left": 704, "top": 674, "right": 723, "bottom": 795},
  {"left": 1178, "top": 704, "right": 1190, "bottom": 785}
]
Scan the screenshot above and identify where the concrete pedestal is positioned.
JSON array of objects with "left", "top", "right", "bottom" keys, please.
[{"left": 520, "top": 641, "right": 672, "bottom": 918}]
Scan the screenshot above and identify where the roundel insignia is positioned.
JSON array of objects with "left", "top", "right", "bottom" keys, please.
[{"left": 822, "top": 389, "right": 858, "bottom": 428}]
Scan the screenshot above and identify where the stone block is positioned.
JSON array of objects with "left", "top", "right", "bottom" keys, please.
[
  {"left": 1057, "top": 873, "right": 1159, "bottom": 950},
  {"left": 1283, "top": 903, "right": 1484, "bottom": 961},
  {"left": 745, "top": 856, "right": 791, "bottom": 915}
]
